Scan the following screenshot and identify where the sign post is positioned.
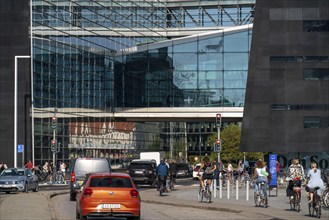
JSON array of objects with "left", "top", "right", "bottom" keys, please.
[
  {"left": 269, "top": 154, "right": 278, "bottom": 197},
  {"left": 215, "top": 114, "right": 222, "bottom": 162},
  {"left": 17, "top": 144, "right": 24, "bottom": 167}
]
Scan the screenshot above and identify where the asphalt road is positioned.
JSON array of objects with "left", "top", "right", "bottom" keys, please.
[{"left": 1, "top": 178, "right": 328, "bottom": 220}]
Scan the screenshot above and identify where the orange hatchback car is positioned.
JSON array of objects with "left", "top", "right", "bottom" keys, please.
[{"left": 76, "top": 172, "right": 141, "bottom": 220}]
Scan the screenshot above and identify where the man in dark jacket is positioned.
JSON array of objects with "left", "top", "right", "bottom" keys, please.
[{"left": 156, "top": 160, "right": 169, "bottom": 191}]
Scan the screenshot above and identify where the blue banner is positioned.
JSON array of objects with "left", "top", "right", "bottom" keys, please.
[{"left": 269, "top": 154, "right": 277, "bottom": 187}]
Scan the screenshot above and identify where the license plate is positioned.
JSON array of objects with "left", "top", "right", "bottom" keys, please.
[
  {"left": 102, "top": 204, "right": 121, "bottom": 209},
  {"left": 135, "top": 171, "right": 143, "bottom": 174},
  {"left": 2, "top": 185, "right": 12, "bottom": 188}
]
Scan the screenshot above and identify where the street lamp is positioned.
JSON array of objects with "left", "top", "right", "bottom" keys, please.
[{"left": 14, "top": 55, "right": 31, "bottom": 168}]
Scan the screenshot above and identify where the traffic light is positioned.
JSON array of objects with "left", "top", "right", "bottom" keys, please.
[
  {"left": 51, "top": 139, "right": 56, "bottom": 152},
  {"left": 214, "top": 139, "right": 222, "bottom": 152},
  {"left": 51, "top": 117, "right": 56, "bottom": 129},
  {"left": 216, "top": 113, "right": 221, "bottom": 127}
]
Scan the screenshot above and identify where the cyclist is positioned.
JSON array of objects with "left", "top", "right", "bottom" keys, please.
[
  {"left": 197, "top": 156, "right": 216, "bottom": 192},
  {"left": 253, "top": 159, "right": 270, "bottom": 196},
  {"left": 156, "top": 159, "right": 169, "bottom": 191},
  {"left": 169, "top": 160, "right": 178, "bottom": 190},
  {"left": 286, "top": 158, "right": 305, "bottom": 199},
  {"left": 305, "top": 162, "right": 325, "bottom": 204}
]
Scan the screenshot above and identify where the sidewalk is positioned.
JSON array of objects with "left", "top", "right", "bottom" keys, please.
[{"left": 139, "top": 183, "right": 329, "bottom": 220}]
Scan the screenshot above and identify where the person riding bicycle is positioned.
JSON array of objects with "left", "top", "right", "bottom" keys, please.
[
  {"left": 197, "top": 156, "right": 216, "bottom": 192},
  {"left": 253, "top": 159, "right": 271, "bottom": 196},
  {"left": 169, "top": 160, "right": 178, "bottom": 190},
  {"left": 305, "top": 162, "right": 325, "bottom": 204},
  {"left": 156, "top": 159, "right": 169, "bottom": 191},
  {"left": 286, "top": 158, "right": 305, "bottom": 199}
]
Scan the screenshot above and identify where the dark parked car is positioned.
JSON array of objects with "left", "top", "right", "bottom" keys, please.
[
  {"left": 69, "top": 158, "right": 111, "bottom": 201},
  {"left": 176, "top": 163, "right": 193, "bottom": 178},
  {"left": 0, "top": 168, "right": 39, "bottom": 193},
  {"left": 127, "top": 159, "right": 157, "bottom": 187}
]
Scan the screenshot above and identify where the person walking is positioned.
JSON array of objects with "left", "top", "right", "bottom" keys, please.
[
  {"left": 0, "top": 161, "right": 8, "bottom": 172},
  {"left": 213, "top": 159, "right": 222, "bottom": 189}
]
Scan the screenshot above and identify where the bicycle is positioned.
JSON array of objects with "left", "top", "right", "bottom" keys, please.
[
  {"left": 307, "top": 186, "right": 321, "bottom": 218},
  {"left": 254, "top": 181, "right": 268, "bottom": 208},
  {"left": 198, "top": 179, "right": 212, "bottom": 203},
  {"left": 289, "top": 180, "right": 301, "bottom": 212},
  {"left": 321, "top": 184, "right": 329, "bottom": 209},
  {"left": 158, "top": 175, "right": 167, "bottom": 196},
  {"left": 55, "top": 171, "right": 65, "bottom": 184}
]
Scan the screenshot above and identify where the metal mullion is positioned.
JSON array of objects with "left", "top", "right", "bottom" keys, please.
[
  {"left": 183, "top": 8, "right": 198, "bottom": 27},
  {"left": 40, "top": 0, "right": 141, "bottom": 48},
  {"left": 218, "top": 5, "right": 237, "bottom": 26},
  {"left": 202, "top": 7, "right": 218, "bottom": 26}
]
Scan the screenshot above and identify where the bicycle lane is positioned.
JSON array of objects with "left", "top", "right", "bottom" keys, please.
[{"left": 139, "top": 184, "right": 329, "bottom": 220}]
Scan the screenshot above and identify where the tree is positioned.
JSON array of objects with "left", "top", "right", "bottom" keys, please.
[{"left": 206, "top": 124, "right": 264, "bottom": 165}]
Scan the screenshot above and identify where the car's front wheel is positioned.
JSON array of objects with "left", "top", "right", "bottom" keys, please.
[
  {"left": 33, "top": 182, "right": 39, "bottom": 192},
  {"left": 24, "top": 183, "right": 28, "bottom": 193}
]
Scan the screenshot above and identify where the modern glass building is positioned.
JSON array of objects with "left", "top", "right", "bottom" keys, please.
[{"left": 1, "top": 0, "right": 255, "bottom": 167}]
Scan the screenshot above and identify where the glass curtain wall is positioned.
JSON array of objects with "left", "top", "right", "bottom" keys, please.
[{"left": 31, "top": 0, "right": 253, "bottom": 167}]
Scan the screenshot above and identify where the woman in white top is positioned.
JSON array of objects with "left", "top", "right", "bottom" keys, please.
[
  {"left": 306, "top": 162, "right": 325, "bottom": 204},
  {"left": 253, "top": 159, "right": 270, "bottom": 195}
]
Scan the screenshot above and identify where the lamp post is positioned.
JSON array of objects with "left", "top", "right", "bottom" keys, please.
[{"left": 14, "top": 55, "right": 31, "bottom": 167}]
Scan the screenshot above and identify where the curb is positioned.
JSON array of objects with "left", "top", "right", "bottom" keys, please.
[{"left": 48, "top": 191, "right": 70, "bottom": 220}]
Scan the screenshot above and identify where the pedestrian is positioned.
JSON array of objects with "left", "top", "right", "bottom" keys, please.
[
  {"left": 226, "top": 160, "right": 234, "bottom": 184},
  {"left": 24, "top": 160, "right": 34, "bottom": 170},
  {"left": 0, "top": 161, "right": 8, "bottom": 172},
  {"left": 60, "top": 161, "right": 67, "bottom": 179},
  {"left": 237, "top": 160, "right": 244, "bottom": 180},
  {"left": 213, "top": 159, "right": 221, "bottom": 189},
  {"left": 49, "top": 161, "right": 54, "bottom": 183},
  {"left": 276, "top": 160, "right": 281, "bottom": 184}
]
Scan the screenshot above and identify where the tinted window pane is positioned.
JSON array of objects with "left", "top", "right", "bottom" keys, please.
[{"left": 90, "top": 177, "right": 132, "bottom": 188}]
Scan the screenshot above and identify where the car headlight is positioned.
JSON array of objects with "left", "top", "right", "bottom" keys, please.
[{"left": 15, "top": 180, "right": 24, "bottom": 184}]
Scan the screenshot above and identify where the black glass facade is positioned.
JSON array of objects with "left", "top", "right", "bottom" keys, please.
[{"left": 241, "top": 0, "right": 329, "bottom": 153}]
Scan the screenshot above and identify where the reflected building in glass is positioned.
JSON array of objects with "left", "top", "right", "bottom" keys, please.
[{"left": 1, "top": 0, "right": 255, "bottom": 167}]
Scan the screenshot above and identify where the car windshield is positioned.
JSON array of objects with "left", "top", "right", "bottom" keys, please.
[
  {"left": 129, "top": 163, "right": 152, "bottom": 169},
  {"left": 177, "top": 164, "right": 189, "bottom": 170},
  {"left": 90, "top": 177, "right": 133, "bottom": 188},
  {"left": 0, "top": 169, "right": 24, "bottom": 176}
]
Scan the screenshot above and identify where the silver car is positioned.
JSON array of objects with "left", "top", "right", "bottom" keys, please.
[{"left": 0, "top": 168, "right": 39, "bottom": 194}]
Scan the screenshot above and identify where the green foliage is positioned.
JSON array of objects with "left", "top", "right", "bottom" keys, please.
[{"left": 206, "top": 124, "right": 264, "bottom": 164}]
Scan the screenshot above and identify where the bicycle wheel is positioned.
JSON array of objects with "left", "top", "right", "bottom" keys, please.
[
  {"left": 289, "top": 196, "right": 294, "bottom": 210},
  {"left": 198, "top": 185, "right": 203, "bottom": 202},
  {"left": 206, "top": 186, "right": 212, "bottom": 203},
  {"left": 315, "top": 196, "right": 321, "bottom": 218},
  {"left": 254, "top": 192, "right": 260, "bottom": 207},
  {"left": 296, "top": 193, "right": 301, "bottom": 212},
  {"left": 322, "top": 189, "right": 329, "bottom": 208}
]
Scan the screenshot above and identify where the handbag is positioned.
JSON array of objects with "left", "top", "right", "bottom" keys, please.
[
  {"left": 204, "top": 167, "right": 214, "bottom": 175},
  {"left": 260, "top": 170, "right": 269, "bottom": 176}
]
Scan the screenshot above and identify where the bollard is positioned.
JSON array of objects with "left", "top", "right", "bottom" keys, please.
[
  {"left": 236, "top": 179, "right": 239, "bottom": 200},
  {"left": 219, "top": 174, "right": 222, "bottom": 198},
  {"left": 213, "top": 179, "right": 216, "bottom": 198},
  {"left": 227, "top": 180, "right": 230, "bottom": 199},
  {"left": 246, "top": 180, "right": 249, "bottom": 201}
]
